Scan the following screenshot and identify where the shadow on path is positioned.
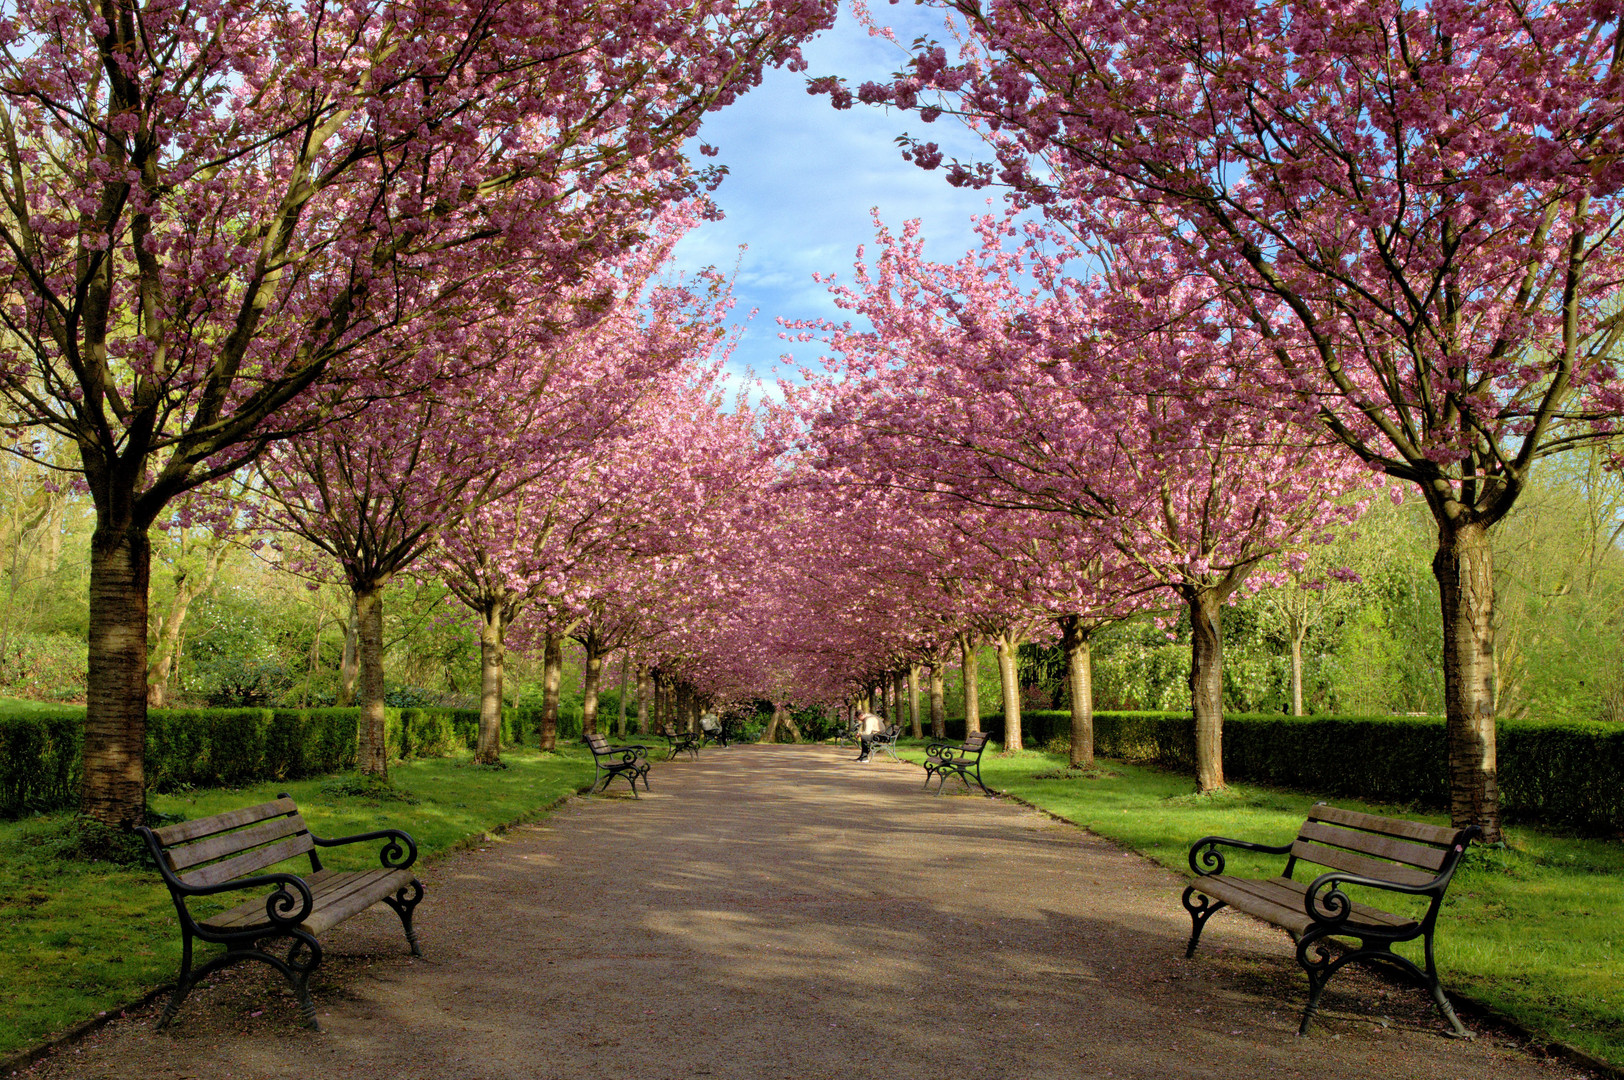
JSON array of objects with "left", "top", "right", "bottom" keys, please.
[{"left": 29, "top": 744, "right": 1594, "bottom": 1080}]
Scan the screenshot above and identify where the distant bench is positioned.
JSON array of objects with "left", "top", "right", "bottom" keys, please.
[
  {"left": 658, "top": 722, "right": 700, "bottom": 760},
  {"left": 586, "top": 732, "right": 652, "bottom": 796},
  {"left": 136, "top": 795, "right": 423, "bottom": 1031},
  {"left": 922, "top": 731, "right": 993, "bottom": 795},
  {"left": 1181, "top": 803, "right": 1480, "bottom": 1035}
]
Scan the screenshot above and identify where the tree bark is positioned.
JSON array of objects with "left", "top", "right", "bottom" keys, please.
[
  {"left": 539, "top": 631, "right": 563, "bottom": 751},
  {"left": 763, "top": 701, "right": 782, "bottom": 743},
  {"left": 338, "top": 596, "right": 360, "bottom": 707},
  {"left": 475, "top": 602, "right": 505, "bottom": 764},
  {"left": 928, "top": 663, "right": 946, "bottom": 738},
  {"left": 994, "top": 629, "right": 1022, "bottom": 751},
  {"left": 907, "top": 663, "right": 922, "bottom": 738},
  {"left": 354, "top": 581, "right": 389, "bottom": 778},
  {"left": 82, "top": 522, "right": 153, "bottom": 827},
  {"left": 780, "top": 704, "right": 802, "bottom": 743},
  {"left": 893, "top": 670, "right": 909, "bottom": 735},
  {"left": 147, "top": 541, "right": 230, "bottom": 708},
  {"left": 580, "top": 632, "right": 603, "bottom": 737},
  {"left": 636, "top": 663, "right": 651, "bottom": 735},
  {"left": 1433, "top": 520, "right": 1502, "bottom": 842},
  {"left": 1185, "top": 587, "right": 1226, "bottom": 792},
  {"left": 1059, "top": 615, "right": 1095, "bottom": 768},
  {"left": 957, "top": 632, "right": 981, "bottom": 735},
  {"left": 1289, "top": 622, "right": 1305, "bottom": 717},
  {"left": 616, "top": 651, "right": 630, "bottom": 738}
]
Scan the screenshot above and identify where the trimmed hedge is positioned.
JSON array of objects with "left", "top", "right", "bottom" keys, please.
[
  {"left": 1024, "top": 709, "right": 1624, "bottom": 836},
  {"left": 0, "top": 704, "right": 548, "bottom": 817}
]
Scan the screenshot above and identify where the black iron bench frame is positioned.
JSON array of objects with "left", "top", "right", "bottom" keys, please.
[
  {"left": 922, "top": 731, "right": 993, "bottom": 794},
  {"left": 1181, "top": 802, "right": 1481, "bottom": 1036},
  {"left": 135, "top": 794, "right": 422, "bottom": 1031},
  {"left": 585, "top": 731, "right": 652, "bottom": 796},
  {"left": 866, "top": 722, "right": 902, "bottom": 762},
  {"left": 657, "top": 722, "right": 700, "bottom": 761}
]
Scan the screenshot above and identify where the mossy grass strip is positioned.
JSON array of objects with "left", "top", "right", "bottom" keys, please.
[{"left": 0, "top": 746, "right": 595, "bottom": 1061}]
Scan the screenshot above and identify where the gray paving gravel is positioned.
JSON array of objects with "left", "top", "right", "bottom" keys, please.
[{"left": 23, "top": 744, "right": 1598, "bottom": 1080}]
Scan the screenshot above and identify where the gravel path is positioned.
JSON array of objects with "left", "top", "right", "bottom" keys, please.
[{"left": 24, "top": 744, "right": 1597, "bottom": 1080}]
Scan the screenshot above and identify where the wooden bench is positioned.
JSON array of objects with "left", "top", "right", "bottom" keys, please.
[
  {"left": 135, "top": 795, "right": 423, "bottom": 1031},
  {"left": 922, "top": 731, "right": 993, "bottom": 794},
  {"left": 1181, "top": 803, "right": 1481, "bottom": 1036},
  {"left": 585, "top": 732, "right": 652, "bottom": 796},
  {"left": 657, "top": 722, "right": 700, "bottom": 760}
]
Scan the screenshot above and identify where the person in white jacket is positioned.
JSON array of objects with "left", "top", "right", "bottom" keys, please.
[{"left": 854, "top": 711, "right": 885, "bottom": 762}]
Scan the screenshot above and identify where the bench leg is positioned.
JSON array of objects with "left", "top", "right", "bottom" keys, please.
[
  {"left": 155, "top": 930, "right": 196, "bottom": 1030},
  {"left": 1179, "top": 886, "right": 1226, "bottom": 958},
  {"left": 382, "top": 879, "right": 425, "bottom": 958},
  {"left": 284, "top": 934, "right": 324, "bottom": 1030},
  {"left": 1422, "top": 934, "right": 1469, "bottom": 1037}
]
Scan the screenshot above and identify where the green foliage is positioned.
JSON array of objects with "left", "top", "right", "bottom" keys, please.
[
  {"left": 0, "top": 747, "right": 595, "bottom": 1059},
  {"left": 0, "top": 710, "right": 81, "bottom": 816},
  {"left": 0, "top": 705, "right": 540, "bottom": 818},
  {"left": 0, "top": 631, "right": 88, "bottom": 702},
  {"left": 1029, "top": 709, "right": 1624, "bottom": 834}
]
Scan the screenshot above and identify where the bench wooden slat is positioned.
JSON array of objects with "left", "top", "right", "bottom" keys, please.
[
  {"left": 1289, "top": 839, "right": 1437, "bottom": 889},
  {"left": 180, "top": 833, "right": 315, "bottom": 889},
  {"left": 1296, "top": 820, "right": 1447, "bottom": 873},
  {"left": 1192, "top": 874, "right": 1418, "bottom": 936},
  {"left": 201, "top": 867, "right": 410, "bottom": 933},
  {"left": 154, "top": 798, "right": 297, "bottom": 846},
  {"left": 165, "top": 813, "right": 310, "bottom": 873},
  {"left": 1307, "top": 804, "right": 1458, "bottom": 847}
]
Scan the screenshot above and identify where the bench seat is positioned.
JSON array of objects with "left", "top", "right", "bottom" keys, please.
[
  {"left": 201, "top": 866, "right": 418, "bottom": 937},
  {"left": 1188, "top": 873, "right": 1418, "bottom": 939}
]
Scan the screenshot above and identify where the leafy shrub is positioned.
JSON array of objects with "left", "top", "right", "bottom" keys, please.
[
  {"left": 0, "top": 632, "right": 87, "bottom": 702},
  {"left": 1034, "top": 709, "right": 1624, "bottom": 834},
  {"left": 0, "top": 712, "right": 81, "bottom": 816}
]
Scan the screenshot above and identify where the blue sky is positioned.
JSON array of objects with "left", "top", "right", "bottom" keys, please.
[{"left": 672, "top": 6, "right": 1001, "bottom": 399}]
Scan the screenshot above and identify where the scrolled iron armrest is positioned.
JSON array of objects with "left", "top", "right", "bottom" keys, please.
[
  {"left": 1186, "top": 835, "right": 1293, "bottom": 877},
  {"left": 176, "top": 869, "right": 315, "bottom": 928},
  {"left": 312, "top": 827, "right": 419, "bottom": 871},
  {"left": 925, "top": 742, "right": 962, "bottom": 762},
  {"left": 1301, "top": 868, "right": 1446, "bottom": 926}
]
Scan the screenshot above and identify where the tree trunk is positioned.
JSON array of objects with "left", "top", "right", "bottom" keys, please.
[
  {"left": 82, "top": 521, "right": 152, "bottom": 827},
  {"left": 1186, "top": 587, "right": 1225, "bottom": 792},
  {"left": 1433, "top": 520, "right": 1502, "bottom": 842},
  {"left": 354, "top": 580, "right": 389, "bottom": 778},
  {"left": 763, "top": 701, "right": 782, "bottom": 743},
  {"left": 928, "top": 663, "right": 946, "bottom": 739},
  {"left": 995, "top": 629, "right": 1022, "bottom": 751},
  {"left": 539, "top": 631, "right": 563, "bottom": 751},
  {"left": 957, "top": 632, "right": 981, "bottom": 735},
  {"left": 580, "top": 635, "right": 603, "bottom": 738},
  {"left": 780, "top": 705, "right": 802, "bottom": 743},
  {"left": 616, "top": 651, "right": 630, "bottom": 738},
  {"left": 1059, "top": 615, "right": 1094, "bottom": 768},
  {"left": 907, "top": 664, "right": 922, "bottom": 738},
  {"left": 1289, "top": 622, "right": 1305, "bottom": 717},
  {"left": 338, "top": 596, "right": 360, "bottom": 706},
  {"left": 636, "top": 663, "right": 650, "bottom": 735},
  {"left": 893, "top": 670, "right": 908, "bottom": 735},
  {"left": 475, "top": 602, "right": 505, "bottom": 764},
  {"left": 147, "top": 544, "right": 230, "bottom": 707}
]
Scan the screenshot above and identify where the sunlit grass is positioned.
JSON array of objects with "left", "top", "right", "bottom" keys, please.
[
  {"left": 898, "top": 743, "right": 1624, "bottom": 1067},
  {"left": 0, "top": 747, "right": 594, "bottom": 1058}
]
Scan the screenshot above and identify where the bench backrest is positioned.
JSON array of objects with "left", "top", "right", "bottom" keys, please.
[
  {"left": 151, "top": 797, "right": 315, "bottom": 889},
  {"left": 1288, "top": 804, "right": 1471, "bottom": 889},
  {"left": 585, "top": 732, "right": 611, "bottom": 754},
  {"left": 962, "top": 731, "right": 992, "bottom": 754}
]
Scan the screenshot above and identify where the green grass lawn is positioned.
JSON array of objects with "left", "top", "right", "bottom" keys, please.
[
  {"left": 0, "top": 697, "right": 82, "bottom": 716},
  {"left": 896, "top": 742, "right": 1624, "bottom": 1067},
  {"left": 0, "top": 747, "right": 595, "bottom": 1058}
]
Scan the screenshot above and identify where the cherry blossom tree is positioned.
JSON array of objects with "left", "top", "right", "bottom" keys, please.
[
  {"left": 825, "top": 0, "right": 1624, "bottom": 834},
  {"left": 0, "top": 0, "right": 836, "bottom": 824},
  {"left": 790, "top": 215, "right": 1373, "bottom": 789}
]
